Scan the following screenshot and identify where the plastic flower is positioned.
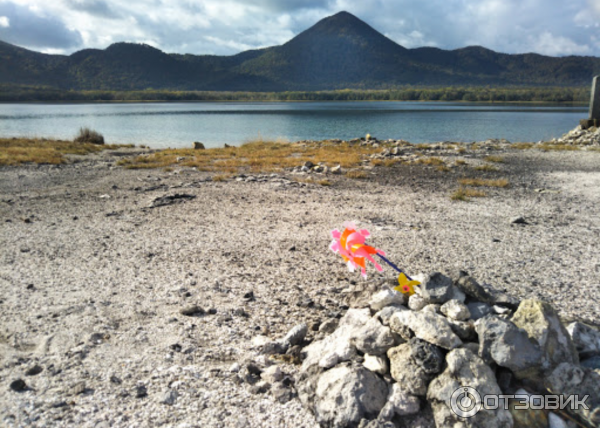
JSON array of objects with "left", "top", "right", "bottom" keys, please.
[
  {"left": 394, "top": 272, "right": 420, "bottom": 296},
  {"left": 330, "top": 221, "right": 385, "bottom": 278}
]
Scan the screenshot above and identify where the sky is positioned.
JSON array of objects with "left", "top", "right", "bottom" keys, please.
[{"left": 0, "top": 0, "right": 599, "bottom": 57}]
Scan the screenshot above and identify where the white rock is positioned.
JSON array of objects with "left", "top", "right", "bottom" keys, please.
[
  {"left": 440, "top": 299, "right": 471, "bottom": 321},
  {"left": 261, "top": 365, "right": 283, "bottom": 383},
  {"left": 369, "top": 288, "right": 406, "bottom": 311},
  {"left": 390, "top": 310, "right": 462, "bottom": 350},
  {"left": 408, "top": 294, "right": 427, "bottom": 311},
  {"left": 388, "top": 383, "right": 420, "bottom": 416},
  {"left": 363, "top": 354, "right": 388, "bottom": 375}
]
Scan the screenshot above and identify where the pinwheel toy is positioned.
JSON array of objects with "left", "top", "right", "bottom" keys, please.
[{"left": 330, "top": 221, "right": 420, "bottom": 296}]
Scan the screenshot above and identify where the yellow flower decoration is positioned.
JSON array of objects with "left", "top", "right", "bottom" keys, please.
[{"left": 394, "top": 272, "right": 420, "bottom": 296}]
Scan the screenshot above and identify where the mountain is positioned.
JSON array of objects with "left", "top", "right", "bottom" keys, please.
[{"left": 1, "top": 11, "right": 599, "bottom": 91}]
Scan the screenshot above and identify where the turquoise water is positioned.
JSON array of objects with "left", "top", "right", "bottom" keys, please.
[{"left": 0, "top": 101, "right": 587, "bottom": 148}]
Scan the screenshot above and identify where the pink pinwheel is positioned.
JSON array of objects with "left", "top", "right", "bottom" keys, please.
[{"left": 330, "top": 221, "right": 385, "bottom": 278}]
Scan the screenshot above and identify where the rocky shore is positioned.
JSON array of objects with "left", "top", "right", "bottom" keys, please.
[{"left": 1, "top": 128, "right": 600, "bottom": 427}]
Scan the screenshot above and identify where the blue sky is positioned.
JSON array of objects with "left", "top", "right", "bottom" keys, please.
[{"left": 0, "top": 0, "right": 599, "bottom": 57}]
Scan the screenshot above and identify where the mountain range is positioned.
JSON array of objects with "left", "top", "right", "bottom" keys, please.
[{"left": 1, "top": 11, "right": 599, "bottom": 91}]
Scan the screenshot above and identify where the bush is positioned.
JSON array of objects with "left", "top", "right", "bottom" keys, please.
[{"left": 75, "top": 127, "right": 104, "bottom": 145}]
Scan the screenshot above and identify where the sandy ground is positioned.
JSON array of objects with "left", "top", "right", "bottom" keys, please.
[{"left": 0, "top": 146, "right": 599, "bottom": 427}]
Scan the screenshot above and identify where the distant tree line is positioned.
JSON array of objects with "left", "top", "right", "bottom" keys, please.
[{"left": 0, "top": 84, "right": 590, "bottom": 103}]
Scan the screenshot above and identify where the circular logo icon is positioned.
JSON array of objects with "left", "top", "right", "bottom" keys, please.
[{"left": 450, "top": 387, "right": 482, "bottom": 418}]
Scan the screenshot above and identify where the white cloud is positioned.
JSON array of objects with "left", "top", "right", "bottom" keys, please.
[
  {"left": 0, "top": 0, "right": 599, "bottom": 57},
  {"left": 0, "top": 15, "right": 8, "bottom": 27}
]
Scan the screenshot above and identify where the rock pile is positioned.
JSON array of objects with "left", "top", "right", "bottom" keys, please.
[
  {"left": 547, "top": 125, "right": 600, "bottom": 146},
  {"left": 243, "top": 271, "right": 600, "bottom": 428}
]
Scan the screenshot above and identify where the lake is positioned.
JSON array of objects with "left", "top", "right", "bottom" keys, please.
[{"left": 0, "top": 102, "right": 587, "bottom": 148}]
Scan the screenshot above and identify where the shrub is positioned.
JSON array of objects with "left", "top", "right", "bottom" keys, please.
[{"left": 75, "top": 127, "right": 104, "bottom": 145}]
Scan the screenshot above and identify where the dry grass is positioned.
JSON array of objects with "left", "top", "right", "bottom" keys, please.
[
  {"left": 346, "top": 170, "right": 368, "bottom": 179},
  {"left": 0, "top": 137, "right": 129, "bottom": 166},
  {"left": 455, "top": 160, "right": 467, "bottom": 166},
  {"left": 458, "top": 178, "right": 510, "bottom": 188},
  {"left": 212, "top": 174, "right": 231, "bottom": 182},
  {"left": 74, "top": 127, "right": 104, "bottom": 145},
  {"left": 484, "top": 155, "right": 505, "bottom": 163},
  {"left": 318, "top": 179, "right": 332, "bottom": 186},
  {"left": 416, "top": 157, "right": 445, "bottom": 166},
  {"left": 512, "top": 142, "right": 534, "bottom": 150},
  {"left": 475, "top": 164, "right": 500, "bottom": 172},
  {"left": 117, "top": 139, "right": 378, "bottom": 174},
  {"left": 436, "top": 165, "right": 451, "bottom": 172},
  {"left": 538, "top": 144, "right": 579, "bottom": 152},
  {"left": 451, "top": 187, "right": 487, "bottom": 201},
  {"left": 456, "top": 147, "right": 467, "bottom": 154}
]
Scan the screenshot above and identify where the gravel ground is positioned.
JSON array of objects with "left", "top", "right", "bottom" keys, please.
[{"left": 0, "top": 147, "right": 599, "bottom": 427}]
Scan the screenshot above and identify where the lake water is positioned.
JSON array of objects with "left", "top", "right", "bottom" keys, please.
[{"left": 0, "top": 102, "right": 587, "bottom": 148}]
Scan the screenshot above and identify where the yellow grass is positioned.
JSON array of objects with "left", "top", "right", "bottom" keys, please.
[
  {"left": 451, "top": 187, "right": 487, "bottom": 201},
  {"left": 512, "top": 142, "right": 534, "bottom": 150},
  {"left": 484, "top": 155, "right": 505, "bottom": 163},
  {"left": 117, "top": 139, "right": 378, "bottom": 174},
  {"left": 455, "top": 160, "right": 467, "bottom": 166},
  {"left": 458, "top": 178, "right": 510, "bottom": 188},
  {"left": 416, "top": 157, "right": 445, "bottom": 166},
  {"left": 436, "top": 165, "right": 451, "bottom": 172},
  {"left": 318, "top": 179, "right": 332, "bottom": 186},
  {"left": 475, "top": 164, "right": 499, "bottom": 172},
  {"left": 346, "top": 170, "right": 368, "bottom": 179},
  {"left": 0, "top": 137, "right": 131, "bottom": 166}
]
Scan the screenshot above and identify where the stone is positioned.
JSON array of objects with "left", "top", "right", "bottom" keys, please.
[
  {"left": 440, "top": 299, "right": 471, "bottom": 320},
  {"left": 159, "top": 389, "right": 178, "bottom": 405},
  {"left": 467, "top": 301, "right": 493, "bottom": 320},
  {"left": 581, "top": 356, "right": 600, "bottom": 370},
  {"left": 271, "top": 381, "right": 295, "bottom": 403},
  {"left": 282, "top": 323, "right": 308, "bottom": 347},
  {"left": 135, "top": 385, "right": 148, "bottom": 398},
  {"left": 318, "top": 318, "right": 339, "bottom": 334},
  {"left": 409, "top": 338, "right": 445, "bottom": 374},
  {"left": 25, "top": 365, "right": 43, "bottom": 376},
  {"left": 331, "top": 165, "right": 342, "bottom": 175},
  {"left": 375, "top": 305, "right": 407, "bottom": 326},
  {"left": 363, "top": 354, "right": 388, "bottom": 375},
  {"left": 420, "top": 272, "right": 455, "bottom": 304},
  {"left": 69, "top": 381, "right": 86, "bottom": 395},
  {"left": 311, "top": 365, "right": 389, "bottom": 427},
  {"left": 260, "top": 341, "right": 287, "bottom": 355},
  {"left": 565, "top": 321, "right": 600, "bottom": 358},
  {"left": 511, "top": 299, "right": 579, "bottom": 373},
  {"left": 352, "top": 317, "right": 396, "bottom": 355},
  {"left": 511, "top": 216, "right": 528, "bottom": 224},
  {"left": 476, "top": 315, "right": 543, "bottom": 380},
  {"left": 379, "top": 383, "right": 420, "bottom": 419},
  {"left": 179, "top": 305, "right": 205, "bottom": 316},
  {"left": 545, "top": 362, "right": 600, "bottom": 426},
  {"left": 193, "top": 141, "right": 205, "bottom": 149},
  {"left": 408, "top": 294, "right": 427, "bottom": 311},
  {"left": 9, "top": 379, "right": 27, "bottom": 392},
  {"left": 261, "top": 365, "right": 283, "bottom": 383},
  {"left": 250, "top": 381, "right": 271, "bottom": 394},
  {"left": 388, "top": 343, "right": 435, "bottom": 396},
  {"left": 447, "top": 318, "right": 477, "bottom": 341},
  {"left": 422, "top": 304, "right": 441, "bottom": 314},
  {"left": 389, "top": 309, "right": 462, "bottom": 350},
  {"left": 457, "top": 276, "right": 519, "bottom": 309},
  {"left": 507, "top": 389, "right": 548, "bottom": 428},
  {"left": 427, "top": 348, "right": 514, "bottom": 428},
  {"left": 369, "top": 288, "right": 406, "bottom": 311}
]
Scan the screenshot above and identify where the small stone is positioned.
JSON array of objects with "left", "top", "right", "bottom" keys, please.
[
  {"left": 420, "top": 272, "right": 455, "bottom": 304},
  {"left": 135, "top": 385, "right": 148, "bottom": 398},
  {"left": 446, "top": 318, "right": 477, "bottom": 341},
  {"left": 229, "top": 363, "right": 241, "bottom": 373},
  {"left": 363, "top": 354, "right": 389, "bottom": 375},
  {"left": 271, "top": 381, "right": 295, "bottom": 403},
  {"left": 408, "top": 294, "right": 427, "bottom": 311},
  {"left": 9, "top": 379, "right": 27, "bottom": 392},
  {"left": 282, "top": 323, "right": 308, "bottom": 347},
  {"left": 261, "top": 365, "right": 283, "bottom": 383},
  {"left": 376, "top": 305, "right": 407, "bottom": 326},
  {"left": 319, "top": 318, "right": 339, "bottom": 334},
  {"left": 179, "top": 305, "right": 205, "bottom": 316},
  {"left": 389, "top": 309, "right": 462, "bottom": 350},
  {"left": 511, "top": 216, "right": 528, "bottom": 224},
  {"left": 388, "top": 343, "right": 433, "bottom": 396},
  {"left": 70, "top": 381, "right": 86, "bottom": 395},
  {"left": 422, "top": 304, "right": 440, "bottom": 314},
  {"left": 440, "top": 299, "right": 470, "bottom": 321},
  {"left": 331, "top": 165, "right": 342, "bottom": 175},
  {"left": 369, "top": 289, "right": 406, "bottom": 311},
  {"left": 467, "top": 301, "right": 492, "bottom": 320},
  {"left": 250, "top": 380, "right": 271, "bottom": 394},
  {"left": 159, "top": 389, "right": 178, "bottom": 405},
  {"left": 25, "top": 365, "right": 43, "bottom": 376},
  {"left": 387, "top": 383, "right": 421, "bottom": 416},
  {"left": 260, "top": 341, "right": 287, "bottom": 355},
  {"left": 409, "top": 338, "right": 445, "bottom": 374},
  {"left": 566, "top": 322, "right": 600, "bottom": 359}
]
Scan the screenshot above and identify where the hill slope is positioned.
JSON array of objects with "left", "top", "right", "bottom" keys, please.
[{"left": 0, "top": 11, "right": 599, "bottom": 91}]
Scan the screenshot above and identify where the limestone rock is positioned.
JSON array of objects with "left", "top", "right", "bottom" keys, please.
[
  {"left": 427, "top": 348, "right": 514, "bottom": 428},
  {"left": 420, "top": 272, "right": 455, "bottom": 304},
  {"left": 511, "top": 299, "right": 579, "bottom": 373},
  {"left": 387, "top": 343, "right": 433, "bottom": 396},
  {"left": 467, "top": 301, "right": 493, "bottom": 320},
  {"left": 440, "top": 299, "right": 471, "bottom": 321},
  {"left": 476, "top": 315, "right": 543, "bottom": 380},
  {"left": 312, "top": 365, "right": 389, "bottom": 428},
  {"left": 456, "top": 276, "right": 519, "bottom": 309},
  {"left": 389, "top": 309, "right": 462, "bottom": 350},
  {"left": 566, "top": 321, "right": 600, "bottom": 359},
  {"left": 369, "top": 288, "right": 406, "bottom": 311},
  {"left": 363, "top": 354, "right": 388, "bottom": 375},
  {"left": 408, "top": 294, "right": 427, "bottom": 311},
  {"left": 282, "top": 323, "right": 308, "bottom": 347},
  {"left": 379, "top": 383, "right": 420, "bottom": 420}
]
